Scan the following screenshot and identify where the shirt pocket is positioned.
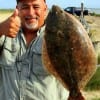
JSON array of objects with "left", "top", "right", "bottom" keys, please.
[
  {"left": 32, "top": 52, "right": 49, "bottom": 76},
  {"left": 1, "top": 40, "right": 19, "bottom": 66},
  {"left": 19, "top": 59, "right": 31, "bottom": 79}
]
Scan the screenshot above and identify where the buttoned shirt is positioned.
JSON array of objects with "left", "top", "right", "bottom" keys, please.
[{"left": 0, "top": 26, "right": 69, "bottom": 100}]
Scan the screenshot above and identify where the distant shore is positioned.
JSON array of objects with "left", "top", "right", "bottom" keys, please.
[{"left": 88, "top": 8, "right": 100, "bottom": 14}]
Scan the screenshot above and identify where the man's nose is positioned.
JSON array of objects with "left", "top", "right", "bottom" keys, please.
[{"left": 28, "top": 6, "right": 35, "bottom": 15}]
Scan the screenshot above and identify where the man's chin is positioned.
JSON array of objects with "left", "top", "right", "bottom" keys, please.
[{"left": 25, "top": 23, "right": 38, "bottom": 30}]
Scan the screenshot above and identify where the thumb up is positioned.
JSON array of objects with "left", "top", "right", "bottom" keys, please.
[
  {"left": 12, "top": 8, "right": 19, "bottom": 18},
  {"left": 0, "top": 8, "right": 21, "bottom": 38}
]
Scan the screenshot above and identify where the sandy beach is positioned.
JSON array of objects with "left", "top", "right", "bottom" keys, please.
[{"left": 85, "top": 15, "right": 100, "bottom": 42}]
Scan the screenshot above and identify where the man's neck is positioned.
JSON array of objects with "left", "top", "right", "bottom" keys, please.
[{"left": 22, "top": 28, "right": 38, "bottom": 46}]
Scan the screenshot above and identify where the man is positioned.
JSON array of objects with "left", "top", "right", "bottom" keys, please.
[{"left": 0, "top": 0, "right": 68, "bottom": 100}]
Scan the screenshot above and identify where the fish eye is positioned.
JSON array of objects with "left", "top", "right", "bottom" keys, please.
[
  {"left": 56, "top": 11, "right": 58, "bottom": 14},
  {"left": 60, "top": 10, "right": 63, "bottom": 13}
]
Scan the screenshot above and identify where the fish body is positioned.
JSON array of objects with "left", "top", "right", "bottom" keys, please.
[{"left": 42, "top": 5, "right": 97, "bottom": 100}]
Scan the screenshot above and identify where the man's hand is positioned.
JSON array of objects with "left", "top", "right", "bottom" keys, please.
[{"left": 0, "top": 9, "right": 21, "bottom": 38}]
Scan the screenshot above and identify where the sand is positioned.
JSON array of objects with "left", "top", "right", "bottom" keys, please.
[
  {"left": 83, "top": 90, "right": 100, "bottom": 100},
  {"left": 85, "top": 15, "right": 100, "bottom": 42},
  {"left": 85, "top": 15, "right": 100, "bottom": 64}
]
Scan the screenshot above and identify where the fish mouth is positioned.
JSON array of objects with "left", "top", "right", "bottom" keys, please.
[
  {"left": 46, "top": 5, "right": 61, "bottom": 22},
  {"left": 48, "top": 5, "right": 64, "bottom": 21},
  {"left": 51, "top": 5, "right": 58, "bottom": 12},
  {"left": 46, "top": 5, "right": 65, "bottom": 26},
  {"left": 50, "top": 5, "right": 63, "bottom": 14},
  {"left": 45, "top": 5, "right": 66, "bottom": 31}
]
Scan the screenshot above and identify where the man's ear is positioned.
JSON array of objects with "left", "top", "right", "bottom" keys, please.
[{"left": 44, "top": 5, "right": 48, "bottom": 19}]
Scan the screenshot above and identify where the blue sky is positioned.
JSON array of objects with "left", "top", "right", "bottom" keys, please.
[{"left": 0, "top": 0, "right": 100, "bottom": 9}]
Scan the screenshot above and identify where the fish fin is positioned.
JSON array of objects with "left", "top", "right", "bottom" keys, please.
[{"left": 68, "top": 91, "right": 85, "bottom": 100}]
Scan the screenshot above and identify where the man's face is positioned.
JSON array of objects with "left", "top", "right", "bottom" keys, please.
[{"left": 17, "top": 0, "right": 47, "bottom": 30}]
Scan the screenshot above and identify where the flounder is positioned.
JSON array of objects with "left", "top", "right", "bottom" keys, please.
[{"left": 42, "top": 5, "right": 97, "bottom": 100}]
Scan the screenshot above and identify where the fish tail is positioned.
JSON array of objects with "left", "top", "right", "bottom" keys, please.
[{"left": 68, "top": 91, "right": 85, "bottom": 100}]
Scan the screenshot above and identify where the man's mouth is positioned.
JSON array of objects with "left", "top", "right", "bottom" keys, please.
[
  {"left": 25, "top": 16, "right": 38, "bottom": 23},
  {"left": 25, "top": 16, "right": 38, "bottom": 20}
]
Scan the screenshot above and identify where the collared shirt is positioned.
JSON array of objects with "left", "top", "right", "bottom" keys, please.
[{"left": 0, "top": 26, "right": 69, "bottom": 100}]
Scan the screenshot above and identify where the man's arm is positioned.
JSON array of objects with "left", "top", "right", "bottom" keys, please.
[{"left": 0, "top": 9, "right": 21, "bottom": 38}]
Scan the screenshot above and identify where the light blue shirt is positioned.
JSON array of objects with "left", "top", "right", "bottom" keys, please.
[{"left": 0, "top": 26, "right": 69, "bottom": 100}]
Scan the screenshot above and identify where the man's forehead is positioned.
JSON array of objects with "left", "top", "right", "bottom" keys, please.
[
  {"left": 17, "top": 0, "right": 37, "bottom": 3},
  {"left": 16, "top": 0, "right": 45, "bottom": 4}
]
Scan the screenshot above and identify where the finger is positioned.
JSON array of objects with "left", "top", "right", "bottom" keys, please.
[
  {"left": 11, "top": 8, "right": 19, "bottom": 18},
  {"left": 9, "top": 22, "right": 19, "bottom": 30},
  {"left": 10, "top": 24, "right": 20, "bottom": 33},
  {"left": 10, "top": 9, "right": 21, "bottom": 27},
  {"left": 10, "top": 34, "right": 17, "bottom": 38},
  {"left": 8, "top": 29, "right": 18, "bottom": 38}
]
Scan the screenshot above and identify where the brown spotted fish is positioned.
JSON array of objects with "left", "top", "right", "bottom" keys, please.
[{"left": 42, "top": 5, "right": 97, "bottom": 100}]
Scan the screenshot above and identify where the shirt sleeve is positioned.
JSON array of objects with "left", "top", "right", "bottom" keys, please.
[{"left": 0, "top": 35, "right": 5, "bottom": 47}]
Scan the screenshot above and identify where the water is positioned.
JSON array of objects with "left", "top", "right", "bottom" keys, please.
[{"left": 88, "top": 8, "right": 100, "bottom": 14}]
